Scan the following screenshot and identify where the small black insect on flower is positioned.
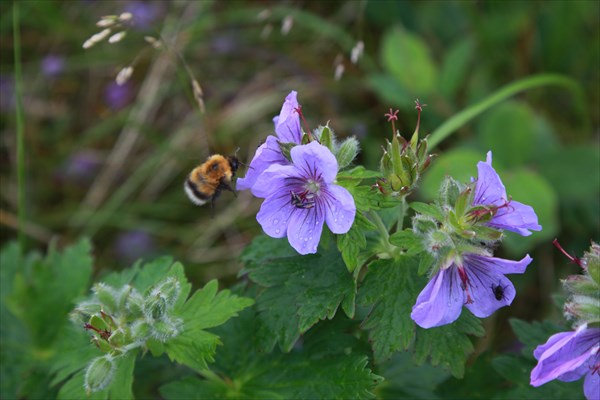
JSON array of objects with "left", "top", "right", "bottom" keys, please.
[{"left": 491, "top": 282, "right": 509, "bottom": 301}]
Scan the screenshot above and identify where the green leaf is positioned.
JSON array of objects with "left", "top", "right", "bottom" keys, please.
[
  {"left": 341, "top": 184, "right": 400, "bottom": 212},
  {"left": 477, "top": 101, "right": 537, "bottom": 166},
  {"left": 359, "top": 258, "right": 423, "bottom": 362},
  {"left": 244, "top": 238, "right": 356, "bottom": 352},
  {"left": 388, "top": 230, "right": 424, "bottom": 256},
  {"left": 381, "top": 27, "right": 437, "bottom": 96},
  {"left": 439, "top": 38, "right": 474, "bottom": 99},
  {"left": 337, "top": 212, "right": 377, "bottom": 272},
  {"left": 409, "top": 202, "right": 444, "bottom": 222},
  {"left": 367, "top": 74, "right": 414, "bottom": 108},
  {"left": 509, "top": 319, "right": 565, "bottom": 358},
  {"left": 337, "top": 165, "right": 381, "bottom": 180},
  {"left": 376, "top": 352, "right": 450, "bottom": 400},
  {"left": 9, "top": 238, "right": 93, "bottom": 348},
  {"left": 538, "top": 145, "right": 600, "bottom": 201},
  {"left": 165, "top": 280, "right": 254, "bottom": 371},
  {"left": 160, "top": 307, "right": 382, "bottom": 400},
  {"left": 413, "top": 312, "right": 485, "bottom": 378}
]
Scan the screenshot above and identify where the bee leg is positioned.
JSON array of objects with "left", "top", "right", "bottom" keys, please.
[{"left": 220, "top": 182, "right": 237, "bottom": 197}]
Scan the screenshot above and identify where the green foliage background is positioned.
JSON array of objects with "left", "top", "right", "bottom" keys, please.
[{"left": 1, "top": 0, "right": 598, "bottom": 398}]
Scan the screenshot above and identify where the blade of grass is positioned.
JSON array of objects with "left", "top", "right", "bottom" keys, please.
[
  {"left": 13, "top": 2, "right": 26, "bottom": 251},
  {"left": 428, "top": 74, "right": 584, "bottom": 149}
]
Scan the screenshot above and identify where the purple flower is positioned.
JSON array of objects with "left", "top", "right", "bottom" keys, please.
[
  {"left": 531, "top": 325, "right": 600, "bottom": 400},
  {"left": 104, "top": 81, "right": 133, "bottom": 110},
  {"left": 237, "top": 91, "right": 302, "bottom": 191},
  {"left": 251, "top": 141, "right": 356, "bottom": 255},
  {"left": 472, "top": 151, "right": 542, "bottom": 236},
  {"left": 114, "top": 230, "right": 155, "bottom": 263},
  {"left": 41, "top": 55, "right": 66, "bottom": 78},
  {"left": 411, "top": 253, "right": 532, "bottom": 328},
  {"left": 124, "top": 1, "right": 162, "bottom": 30},
  {"left": 59, "top": 150, "right": 101, "bottom": 182}
]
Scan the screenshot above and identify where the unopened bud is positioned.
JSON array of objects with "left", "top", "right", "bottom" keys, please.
[
  {"left": 108, "top": 31, "right": 127, "bottom": 44},
  {"left": 84, "top": 355, "right": 115, "bottom": 394},
  {"left": 336, "top": 137, "right": 360, "bottom": 170},
  {"left": 115, "top": 66, "right": 133, "bottom": 86}
]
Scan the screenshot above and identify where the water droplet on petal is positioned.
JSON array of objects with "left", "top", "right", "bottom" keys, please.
[
  {"left": 275, "top": 229, "right": 280, "bottom": 234},
  {"left": 273, "top": 218, "right": 279, "bottom": 225}
]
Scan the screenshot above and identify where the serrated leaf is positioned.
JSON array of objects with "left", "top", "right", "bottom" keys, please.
[
  {"left": 161, "top": 307, "right": 382, "bottom": 400},
  {"left": 413, "top": 312, "right": 485, "bottom": 378},
  {"left": 337, "top": 165, "right": 381, "bottom": 180},
  {"left": 389, "top": 229, "right": 424, "bottom": 255},
  {"left": 165, "top": 279, "right": 254, "bottom": 371},
  {"left": 244, "top": 239, "right": 356, "bottom": 352},
  {"left": 358, "top": 258, "right": 423, "bottom": 361},
  {"left": 377, "top": 352, "right": 449, "bottom": 400},
  {"left": 341, "top": 184, "right": 400, "bottom": 212},
  {"left": 9, "top": 238, "right": 93, "bottom": 348},
  {"left": 337, "top": 212, "right": 377, "bottom": 272},
  {"left": 409, "top": 202, "right": 444, "bottom": 221},
  {"left": 509, "top": 318, "right": 565, "bottom": 358}
]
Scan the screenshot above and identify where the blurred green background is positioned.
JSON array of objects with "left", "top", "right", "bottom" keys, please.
[{"left": 1, "top": 0, "right": 599, "bottom": 353}]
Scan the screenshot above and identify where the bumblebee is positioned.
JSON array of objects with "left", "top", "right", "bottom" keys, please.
[{"left": 184, "top": 154, "right": 239, "bottom": 208}]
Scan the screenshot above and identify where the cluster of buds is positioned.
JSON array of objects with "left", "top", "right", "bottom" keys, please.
[
  {"left": 82, "top": 12, "right": 133, "bottom": 49},
  {"left": 277, "top": 107, "right": 360, "bottom": 171},
  {"left": 72, "top": 277, "right": 183, "bottom": 393},
  {"left": 555, "top": 241, "right": 600, "bottom": 327},
  {"left": 376, "top": 100, "right": 435, "bottom": 197}
]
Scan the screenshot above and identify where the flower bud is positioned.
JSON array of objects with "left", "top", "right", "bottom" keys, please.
[
  {"left": 336, "top": 137, "right": 359, "bottom": 170},
  {"left": 150, "top": 317, "right": 183, "bottom": 342},
  {"left": 314, "top": 125, "right": 334, "bottom": 152},
  {"left": 84, "top": 355, "right": 115, "bottom": 394},
  {"left": 93, "top": 283, "right": 118, "bottom": 313},
  {"left": 583, "top": 242, "right": 600, "bottom": 285}
]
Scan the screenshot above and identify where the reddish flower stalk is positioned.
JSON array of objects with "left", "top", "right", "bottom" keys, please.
[{"left": 552, "top": 239, "right": 583, "bottom": 268}]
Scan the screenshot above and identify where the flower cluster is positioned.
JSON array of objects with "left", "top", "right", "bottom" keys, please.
[
  {"left": 530, "top": 242, "right": 600, "bottom": 399},
  {"left": 72, "top": 277, "right": 183, "bottom": 393},
  {"left": 410, "top": 151, "right": 541, "bottom": 328},
  {"left": 237, "top": 91, "right": 357, "bottom": 255}
]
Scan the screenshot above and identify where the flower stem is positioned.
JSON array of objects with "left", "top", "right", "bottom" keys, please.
[
  {"left": 428, "top": 74, "right": 585, "bottom": 149},
  {"left": 13, "top": 2, "right": 26, "bottom": 251},
  {"left": 368, "top": 211, "right": 397, "bottom": 257}
]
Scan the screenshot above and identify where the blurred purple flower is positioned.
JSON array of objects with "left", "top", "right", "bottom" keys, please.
[
  {"left": 0, "top": 75, "right": 15, "bottom": 111},
  {"left": 41, "top": 54, "right": 65, "bottom": 78},
  {"left": 251, "top": 141, "right": 356, "bottom": 255},
  {"left": 115, "top": 230, "right": 155, "bottom": 263},
  {"left": 124, "top": 1, "right": 162, "bottom": 30},
  {"left": 411, "top": 253, "right": 532, "bottom": 328},
  {"left": 237, "top": 90, "right": 302, "bottom": 191},
  {"left": 471, "top": 151, "right": 542, "bottom": 236},
  {"left": 211, "top": 34, "right": 238, "bottom": 55},
  {"left": 61, "top": 150, "right": 101, "bottom": 182},
  {"left": 531, "top": 325, "right": 600, "bottom": 400},
  {"left": 104, "top": 81, "right": 133, "bottom": 110}
]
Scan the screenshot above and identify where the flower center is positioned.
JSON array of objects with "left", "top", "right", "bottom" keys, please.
[{"left": 304, "top": 179, "right": 321, "bottom": 195}]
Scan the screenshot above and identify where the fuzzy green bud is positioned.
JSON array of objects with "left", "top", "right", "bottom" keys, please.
[
  {"left": 315, "top": 125, "right": 334, "bottom": 151},
  {"left": 583, "top": 242, "right": 600, "bottom": 285},
  {"left": 93, "top": 283, "right": 119, "bottom": 313},
  {"left": 336, "top": 137, "right": 360, "bottom": 169},
  {"left": 278, "top": 141, "right": 296, "bottom": 162},
  {"left": 150, "top": 317, "right": 183, "bottom": 342},
  {"left": 84, "top": 355, "right": 115, "bottom": 394}
]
